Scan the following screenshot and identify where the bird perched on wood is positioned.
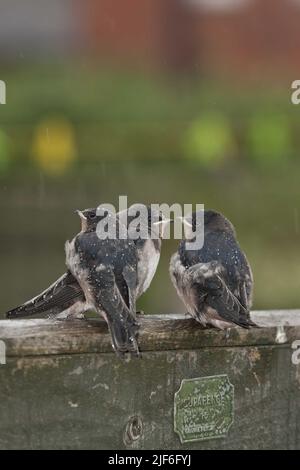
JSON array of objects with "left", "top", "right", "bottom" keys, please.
[
  {"left": 118, "top": 203, "right": 171, "bottom": 299},
  {"left": 65, "top": 209, "right": 140, "bottom": 355},
  {"left": 169, "top": 210, "right": 254, "bottom": 329},
  {"left": 6, "top": 205, "right": 169, "bottom": 321}
]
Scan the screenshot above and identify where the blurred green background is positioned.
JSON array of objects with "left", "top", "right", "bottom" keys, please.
[{"left": 1, "top": 0, "right": 300, "bottom": 316}]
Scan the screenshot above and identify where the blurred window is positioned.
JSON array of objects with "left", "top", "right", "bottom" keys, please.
[
  {"left": 185, "top": 0, "right": 250, "bottom": 12},
  {"left": 0, "top": 0, "right": 76, "bottom": 55}
]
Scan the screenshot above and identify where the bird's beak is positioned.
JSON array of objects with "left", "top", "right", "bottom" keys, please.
[
  {"left": 178, "top": 216, "right": 192, "bottom": 227},
  {"left": 76, "top": 210, "right": 87, "bottom": 220},
  {"left": 153, "top": 218, "right": 173, "bottom": 226},
  {"left": 152, "top": 218, "right": 173, "bottom": 237}
]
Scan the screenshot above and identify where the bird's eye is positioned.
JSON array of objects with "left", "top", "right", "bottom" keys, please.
[{"left": 89, "top": 212, "right": 96, "bottom": 219}]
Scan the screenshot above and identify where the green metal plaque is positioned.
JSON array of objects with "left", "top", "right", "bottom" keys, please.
[{"left": 174, "top": 374, "right": 234, "bottom": 443}]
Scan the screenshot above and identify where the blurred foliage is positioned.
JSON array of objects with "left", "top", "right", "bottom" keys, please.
[
  {"left": 0, "top": 63, "right": 299, "bottom": 173},
  {"left": 247, "top": 114, "right": 292, "bottom": 166},
  {"left": 31, "top": 117, "right": 77, "bottom": 175},
  {"left": 183, "top": 113, "right": 236, "bottom": 167},
  {"left": 0, "top": 129, "right": 10, "bottom": 173},
  {"left": 1, "top": 63, "right": 300, "bottom": 314}
]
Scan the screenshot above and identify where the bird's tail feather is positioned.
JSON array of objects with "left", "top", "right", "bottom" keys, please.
[
  {"left": 107, "top": 316, "right": 140, "bottom": 357},
  {"left": 95, "top": 269, "right": 140, "bottom": 356},
  {"left": 6, "top": 271, "right": 84, "bottom": 319},
  {"left": 204, "top": 274, "right": 255, "bottom": 328}
]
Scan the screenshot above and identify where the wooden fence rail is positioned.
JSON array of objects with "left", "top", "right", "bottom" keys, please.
[{"left": 0, "top": 310, "right": 300, "bottom": 449}]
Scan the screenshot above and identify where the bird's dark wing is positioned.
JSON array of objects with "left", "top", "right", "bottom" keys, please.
[
  {"left": 6, "top": 271, "right": 84, "bottom": 318},
  {"left": 186, "top": 262, "right": 253, "bottom": 328},
  {"left": 238, "top": 256, "right": 254, "bottom": 310},
  {"left": 238, "top": 278, "right": 251, "bottom": 309},
  {"left": 92, "top": 265, "right": 139, "bottom": 356},
  {"left": 74, "top": 231, "right": 139, "bottom": 355},
  {"left": 121, "top": 264, "right": 137, "bottom": 313}
]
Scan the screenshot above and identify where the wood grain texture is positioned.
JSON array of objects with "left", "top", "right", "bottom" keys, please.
[
  {"left": 0, "top": 310, "right": 300, "bottom": 356},
  {"left": 0, "top": 311, "right": 300, "bottom": 449}
]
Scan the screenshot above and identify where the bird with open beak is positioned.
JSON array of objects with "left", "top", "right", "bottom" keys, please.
[
  {"left": 118, "top": 203, "right": 171, "bottom": 299},
  {"left": 169, "top": 209, "right": 254, "bottom": 329},
  {"left": 6, "top": 205, "right": 171, "bottom": 355}
]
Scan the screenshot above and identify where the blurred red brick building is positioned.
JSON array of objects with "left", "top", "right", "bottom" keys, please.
[
  {"left": 80, "top": 0, "right": 300, "bottom": 80},
  {"left": 1, "top": 0, "right": 300, "bottom": 82}
]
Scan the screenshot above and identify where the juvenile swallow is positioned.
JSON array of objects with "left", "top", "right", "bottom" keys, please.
[
  {"left": 118, "top": 203, "right": 171, "bottom": 299},
  {"left": 65, "top": 209, "right": 140, "bottom": 355},
  {"left": 169, "top": 210, "right": 254, "bottom": 329},
  {"left": 6, "top": 205, "right": 170, "bottom": 321}
]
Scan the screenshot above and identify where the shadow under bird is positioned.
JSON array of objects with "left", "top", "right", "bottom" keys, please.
[
  {"left": 6, "top": 205, "right": 170, "bottom": 354},
  {"left": 169, "top": 210, "right": 255, "bottom": 329}
]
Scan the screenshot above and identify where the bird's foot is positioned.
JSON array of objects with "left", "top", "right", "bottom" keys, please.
[{"left": 53, "top": 312, "right": 87, "bottom": 322}]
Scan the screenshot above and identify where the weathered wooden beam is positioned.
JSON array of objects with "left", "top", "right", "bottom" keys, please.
[
  {"left": 0, "top": 311, "right": 300, "bottom": 450},
  {"left": 0, "top": 310, "right": 300, "bottom": 357}
]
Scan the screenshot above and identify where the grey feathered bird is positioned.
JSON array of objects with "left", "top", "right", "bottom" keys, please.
[
  {"left": 118, "top": 203, "right": 170, "bottom": 299},
  {"left": 169, "top": 210, "right": 254, "bottom": 329},
  {"left": 65, "top": 209, "right": 140, "bottom": 355},
  {"left": 6, "top": 205, "right": 169, "bottom": 323}
]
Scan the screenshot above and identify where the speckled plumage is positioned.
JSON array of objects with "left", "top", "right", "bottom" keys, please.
[
  {"left": 6, "top": 206, "right": 164, "bottom": 320},
  {"left": 6, "top": 205, "right": 167, "bottom": 354},
  {"left": 6, "top": 271, "right": 84, "bottom": 319},
  {"left": 65, "top": 213, "right": 140, "bottom": 355},
  {"left": 170, "top": 210, "right": 254, "bottom": 329}
]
